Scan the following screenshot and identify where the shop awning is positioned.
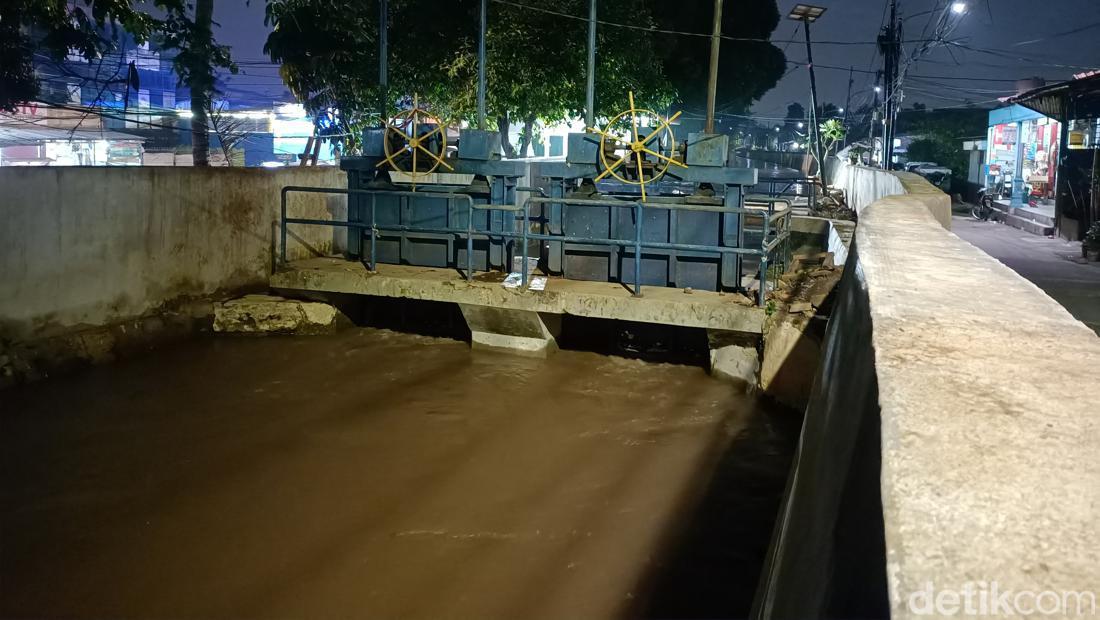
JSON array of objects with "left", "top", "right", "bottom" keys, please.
[{"left": 1008, "top": 72, "right": 1100, "bottom": 123}]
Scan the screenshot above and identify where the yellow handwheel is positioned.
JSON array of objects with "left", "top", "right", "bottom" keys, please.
[
  {"left": 589, "top": 91, "right": 686, "bottom": 202},
  {"left": 375, "top": 94, "right": 453, "bottom": 190}
]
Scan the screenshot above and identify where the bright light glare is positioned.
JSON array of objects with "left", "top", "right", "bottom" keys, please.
[
  {"left": 874, "top": 86, "right": 882, "bottom": 92},
  {"left": 951, "top": 2, "right": 966, "bottom": 13},
  {"left": 797, "top": 121, "right": 804, "bottom": 128},
  {"left": 838, "top": 107, "right": 845, "bottom": 113}
]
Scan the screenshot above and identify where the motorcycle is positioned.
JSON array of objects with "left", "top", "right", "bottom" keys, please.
[
  {"left": 974, "top": 180, "right": 1011, "bottom": 221},
  {"left": 972, "top": 187, "right": 997, "bottom": 221}
]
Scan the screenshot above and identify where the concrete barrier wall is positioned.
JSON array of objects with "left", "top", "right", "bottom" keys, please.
[
  {"left": 831, "top": 159, "right": 952, "bottom": 230},
  {"left": 757, "top": 176, "right": 1100, "bottom": 617},
  {"left": 0, "top": 167, "right": 347, "bottom": 341},
  {"left": 830, "top": 159, "right": 904, "bottom": 215}
]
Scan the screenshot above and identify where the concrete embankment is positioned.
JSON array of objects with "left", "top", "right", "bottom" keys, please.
[
  {"left": 0, "top": 167, "right": 346, "bottom": 383},
  {"left": 756, "top": 169, "right": 1100, "bottom": 617}
]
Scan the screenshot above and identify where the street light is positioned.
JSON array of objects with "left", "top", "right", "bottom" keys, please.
[
  {"left": 787, "top": 4, "right": 826, "bottom": 22},
  {"left": 951, "top": 2, "right": 967, "bottom": 14},
  {"left": 797, "top": 121, "right": 804, "bottom": 128},
  {"left": 874, "top": 85, "right": 882, "bottom": 93},
  {"left": 788, "top": 4, "right": 827, "bottom": 178}
]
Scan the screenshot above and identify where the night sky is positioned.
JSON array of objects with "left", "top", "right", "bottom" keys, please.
[{"left": 211, "top": 0, "right": 1100, "bottom": 119}]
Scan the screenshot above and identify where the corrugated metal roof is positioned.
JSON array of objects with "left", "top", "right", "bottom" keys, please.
[
  {"left": 1009, "top": 72, "right": 1100, "bottom": 122},
  {"left": 0, "top": 126, "right": 147, "bottom": 146}
]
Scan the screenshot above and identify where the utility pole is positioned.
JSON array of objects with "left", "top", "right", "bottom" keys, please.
[
  {"left": 585, "top": 0, "right": 596, "bottom": 128},
  {"left": 842, "top": 66, "right": 853, "bottom": 148},
  {"left": 379, "top": 0, "right": 388, "bottom": 126},
  {"left": 477, "top": 0, "right": 486, "bottom": 129},
  {"left": 879, "top": 0, "right": 899, "bottom": 168},
  {"left": 704, "top": 0, "right": 724, "bottom": 133},
  {"left": 871, "top": 83, "right": 881, "bottom": 166},
  {"left": 888, "top": 5, "right": 897, "bottom": 169}
]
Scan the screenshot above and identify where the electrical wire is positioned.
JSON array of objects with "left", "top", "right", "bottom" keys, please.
[{"left": 5, "top": 102, "right": 353, "bottom": 140}]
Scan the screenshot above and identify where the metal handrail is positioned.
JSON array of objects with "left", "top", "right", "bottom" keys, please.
[{"left": 280, "top": 186, "right": 790, "bottom": 306}]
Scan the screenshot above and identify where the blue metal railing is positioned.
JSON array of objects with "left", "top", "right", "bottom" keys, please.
[
  {"left": 752, "top": 176, "right": 818, "bottom": 210},
  {"left": 280, "top": 185, "right": 790, "bottom": 306}
]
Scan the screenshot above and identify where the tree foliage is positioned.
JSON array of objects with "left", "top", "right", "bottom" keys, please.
[
  {"left": 434, "top": 0, "right": 674, "bottom": 156},
  {"left": 1, "top": 0, "right": 165, "bottom": 110},
  {"left": 209, "top": 101, "right": 249, "bottom": 165},
  {"left": 160, "top": 0, "right": 237, "bottom": 165},
  {"left": 2, "top": 0, "right": 236, "bottom": 165},
  {"left": 649, "top": 0, "right": 786, "bottom": 114},
  {"left": 898, "top": 107, "right": 988, "bottom": 182},
  {"left": 264, "top": 0, "right": 685, "bottom": 156},
  {"left": 264, "top": 0, "right": 381, "bottom": 153}
]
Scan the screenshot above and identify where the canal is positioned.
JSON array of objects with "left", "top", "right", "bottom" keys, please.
[{"left": 1, "top": 327, "right": 800, "bottom": 619}]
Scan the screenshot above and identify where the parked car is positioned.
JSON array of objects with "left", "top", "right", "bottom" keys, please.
[
  {"left": 904, "top": 161, "right": 936, "bottom": 173},
  {"left": 912, "top": 164, "right": 952, "bottom": 191}
]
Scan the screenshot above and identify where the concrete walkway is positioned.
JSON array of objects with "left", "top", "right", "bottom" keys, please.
[
  {"left": 952, "top": 215, "right": 1100, "bottom": 334},
  {"left": 271, "top": 258, "right": 765, "bottom": 333}
]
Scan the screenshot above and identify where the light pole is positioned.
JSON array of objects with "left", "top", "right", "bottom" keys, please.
[
  {"left": 477, "top": 0, "right": 486, "bottom": 129},
  {"left": 585, "top": 0, "right": 596, "bottom": 128},
  {"left": 788, "top": 4, "right": 827, "bottom": 179},
  {"left": 705, "top": 0, "right": 724, "bottom": 133},
  {"left": 379, "top": 0, "right": 388, "bottom": 126}
]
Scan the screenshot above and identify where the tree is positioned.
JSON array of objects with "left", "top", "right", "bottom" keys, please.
[
  {"left": 784, "top": 102, "right": 805, "bottom": 126},
  {"left": 817, "top": 118, "right": 845, "bottom": 186},
  {"left": 438, "top": 0, "right": 674, "bottom": 157},
  {"left": 2, "top": 0, "right": 235, "bottom": 166},
  {"left": 1, "top": 0, "right": 164, "bottom": 111},
  {"left": 649, "top": 1, "right": 786, "bottom": 114},
  {"left": 264, "top": 0, "right": 381, "bottom": 155},
  {"left": 265, "top": 0, "right": 673, "bottom": 158},
  {"left": 208, "top": 101, "right": 249, "bottom": 165},
  {"left": 158, "top": 0, "right": 237, "bottom": 166},
  {"left": 897, "top": 106, "right": 989, "bottom": 191},
  {"left": 777, "top": 102, "right": 805, "bottom": 149}
]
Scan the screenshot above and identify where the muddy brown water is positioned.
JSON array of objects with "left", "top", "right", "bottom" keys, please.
[{"left": 1, "top": 328, "right": 799, "bottom": 619}]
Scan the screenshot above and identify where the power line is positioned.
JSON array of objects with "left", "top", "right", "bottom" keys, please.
[
  {"left": 1012, "top": 20, "right": 1100, "bottom": 46},
  {"left": 12, "top": 101, "right": 353, "bottom": 139},
  {"left": 907, "top": 73, "right": 1019, "bottom": 82},
  {"left": 486, "top": 0, "right": 948, "bottom": 47}
]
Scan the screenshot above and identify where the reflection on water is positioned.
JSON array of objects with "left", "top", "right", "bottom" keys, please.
[{"left": 2, "top": 328, "right": 800, "bottom": 619}]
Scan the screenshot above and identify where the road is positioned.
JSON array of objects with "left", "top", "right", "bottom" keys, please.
[{"left": 952, "top": 215, "right": 1100, "bottom": 334}]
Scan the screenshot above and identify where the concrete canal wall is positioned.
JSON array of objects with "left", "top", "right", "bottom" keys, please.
[
  {"left": 757, "top": 173, "right": 1100, "bottom": 617},
  {"left": 829, "top": 160, "right": 952, "bottom": 230},
  {"left": 0, "top": 167, "right": 346, "bottom": 343}
]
